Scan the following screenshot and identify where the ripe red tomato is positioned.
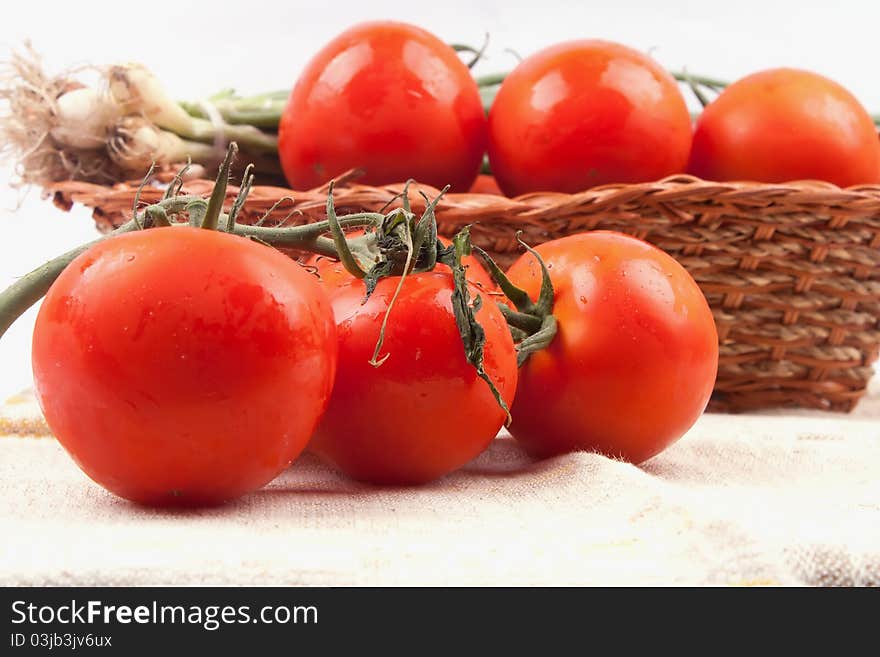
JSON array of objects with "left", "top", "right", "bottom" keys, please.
[
  {"left": 506, "top": 232, "right": 718, "bottom": 464},
  {"left": 487, "top": 40, "right": 692, "bottom": 196},
  {"left": 309, "top": 272, "right": 517, "bottom": 484},
  {"left": 688, "top": 68, "right": 880, "bottom": 186},
  {"left": 278, "top": 21, "right": 487, "bottom": 191},
  {"left": 32, "top": 226, "right": 337, "bottom": 505}
]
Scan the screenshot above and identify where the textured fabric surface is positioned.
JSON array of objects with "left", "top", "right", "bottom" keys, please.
[{"left": 1, "top": 387, "right": 878, "bottom": 586}]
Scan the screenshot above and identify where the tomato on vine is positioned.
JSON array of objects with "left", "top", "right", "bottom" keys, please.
[
  {"left": 309, "top": 269, "right": 517, "bottom": 485},
  {"left": 484, "top": 231, "right": 718, "bottom": 464},
  {"left": 32, "top": 226, "right": 338, "bottom": 505}
]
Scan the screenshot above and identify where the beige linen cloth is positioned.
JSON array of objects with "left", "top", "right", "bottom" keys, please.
[{"left": 1, "top": 385, "right": 878, "bottom": 586}]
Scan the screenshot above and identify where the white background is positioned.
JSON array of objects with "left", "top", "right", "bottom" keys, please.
[{"left": 1, "top": 0, "right": 878, "bottom": 399}]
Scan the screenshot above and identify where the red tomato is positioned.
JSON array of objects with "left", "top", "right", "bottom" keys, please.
[
  {"left": 32, "top": 226, "right": 337, "bottom": 505},
  {"left": 309, "top": 272, "right": 517, "bottom": 484},
  {"left": 304, "top": 234, "right": 496, "bottom": 291},
  {"left": 487, "top": 40, "right": 692, "bottom": 195},
  {"left": 278, "top": 21, "right": 487, "bottom": 191},
  {"left": 506, "top": 232, "right": 718, "bottom": 464},
  {"left": 688, "top": 68, "right": 880, "bottom": 186}
]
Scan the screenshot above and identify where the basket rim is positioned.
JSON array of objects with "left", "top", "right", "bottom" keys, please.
[{"left": 45, "top": 172, "right": 880, "bottom": 219}]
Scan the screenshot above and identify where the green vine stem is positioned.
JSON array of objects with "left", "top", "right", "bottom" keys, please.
[
  {"left": 0, "top": 220, "right": 141, "bottom": 340},
  {"left": 0, "top": 145, "right": 522, "bottom": 423},
  {"left": 474, "top": 72, "right": 507, "bottom": 88},
  {"left": 325, "top": 180, "right": 369, "bottom": 279},
  {"left": 670, "top": 71, "right": 730, "bottom": 90},
  {"left": 437, "top": 228, "right": 511, "bottom": 423},
  {"left": 0, "top": 143, "right": 551, "bottom": 417},
  {"left": 451, "top": 33, "right": 490, "bottom": 69},
  {"left": 0, "top": 201, "right": 386, "bottom": 341},
  {"left": 0, "top": 145, "right": 385, "bottom": 342},
  {"left": 471, "top": 234, "right": 559, "bottom": 368},
  {"left": 201, "top": 142, "right": 237, "bottom": 231}
]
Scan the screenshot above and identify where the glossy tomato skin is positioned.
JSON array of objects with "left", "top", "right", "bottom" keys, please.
[
  {"left": 310, "top": 272, "right": 517, "bottom": 484},
  {"left": 688, "top": 68, "right": 880, "bottom": 186},
  {"left": 506, "top": 232, "right": 718, "bottom": 464},
  {"left": 488, "top": 40, "right": 692, "bottom": 196},
  {"left": 278, "top": 21, "right": 487, "bottom": 191},
  {"left": 32, "top": 227, "right": 337, "bottom": 505}
]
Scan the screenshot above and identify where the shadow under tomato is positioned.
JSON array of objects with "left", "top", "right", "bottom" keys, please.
[{"left": 95, "top": 438, "right": 566, "bottom": 513}]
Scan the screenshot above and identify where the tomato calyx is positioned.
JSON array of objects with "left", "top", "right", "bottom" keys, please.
[
  {"left": 472, "top": 234, "right": 558, "bottom": 367},
  {"left": 326, "top": 179, "right": 452, "bottom": 298},
  {"left": 436, "top": 227, "right": 511, "bottom": 423},
  {"left": 450, "top": 33, "right": 490, "bottom": 70},
  {"left": 325, "top": 180, "right": 512, "bottom": 421}
]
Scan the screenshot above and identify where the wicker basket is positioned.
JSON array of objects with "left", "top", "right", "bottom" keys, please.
[{"left": 46, "top": 174, "right": 880, "bottom": 413}]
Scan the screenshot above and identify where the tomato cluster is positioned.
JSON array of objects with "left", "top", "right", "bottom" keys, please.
[
  {"left": 32, "top": 210, "right": 718, "bottom": 504},
  {"left": 47, "top": 19, "right": 880, "bottom": 506},
  {"left": 278, "top": 22, "right": 880, "bottom": 193}
]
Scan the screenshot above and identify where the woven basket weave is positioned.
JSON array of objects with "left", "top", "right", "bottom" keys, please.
[{"left": 46, "top": 174, "right": 880, "bottom": 413}]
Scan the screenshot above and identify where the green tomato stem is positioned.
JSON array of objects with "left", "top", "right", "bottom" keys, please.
[
  {"left": 437, "top": 227, "right": 512, "bottom": 422},
  {"left": 325, "top": 181, "right": 368, "bottom": 278},
  {"left": 471, "top": 240, "right": 558, "bottom": 367},
  {"left": 474, "top": 72, "right": 507, "bottom": 87},
  {"left": 670, "top": 71, "right": 730, "bottom": 89},
  {"left": 0, "top": 218, "right": 141, "bottom": 340},
  {"left": 0, "top": 200, "right": 381, "bottom": 342},
  {"left": 201, "top": 143, "right": 237, "bottom": 230}
]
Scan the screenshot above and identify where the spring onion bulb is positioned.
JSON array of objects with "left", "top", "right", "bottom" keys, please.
[{"left": 50, "top": 87, "right": 119, "bottom": 150}]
